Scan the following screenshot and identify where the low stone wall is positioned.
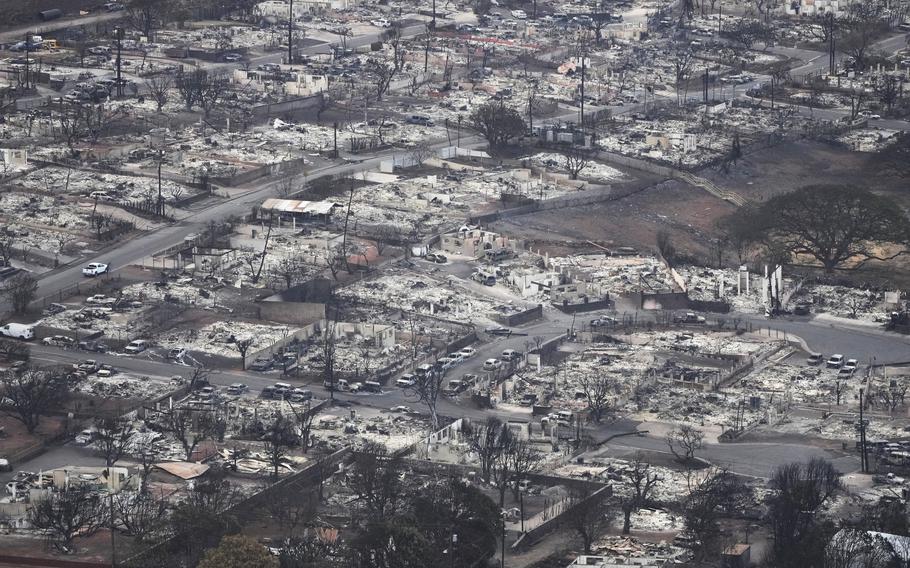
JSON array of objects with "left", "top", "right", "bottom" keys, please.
[{"left": 494, "top": 304, "right": 543, "bottom": 327}]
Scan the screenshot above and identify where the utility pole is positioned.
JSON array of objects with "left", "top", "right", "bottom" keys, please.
[
  {"left": 500, "top": 512, "right": 506, "bottom": 568},
  {"left": 332, "top": 121, "right": 338, "bottom": 158},
  {"left": 859, "top": 388, "right": 868, "bottom": 473},
  {"left": 431, "top": 0, "right": 437, "bottom": 29},
  {"left": 115, "top": 27, "right": 123, "bottom": 98},
  {"left": 23, "top": 33, "right": 30, "bottom": 91},
  {"left": 288, "top": 0, "right": 294, "bottom": 65},
  {"left": 703, "top": 68, "right": 708, "bottom": 103},
  {"left": 717, "top": 1, "right": 722, "bottom": 34},
  {"left": 579, "top": 52, "right": 586, "bottom": 129},
  {"left": 828, "top": 12, "right": 835, "bottom": 76}
]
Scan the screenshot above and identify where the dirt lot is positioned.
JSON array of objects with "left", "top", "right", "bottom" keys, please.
[
  {"left": 703, "top": 139, "right": 909, "bottom": 206},
  {"left": 492, "top": 178, "right": 735, "bottom": 260},
  {"left": 494, "top": 139, "right": 910, "bottom": 284},
  {"left": 0, "top": 415, "right": 67, "bottom": 461}
]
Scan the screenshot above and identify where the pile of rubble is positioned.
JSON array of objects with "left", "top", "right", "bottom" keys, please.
[{"left": 338, "top": 269, "right": 503, "bottom": 324}]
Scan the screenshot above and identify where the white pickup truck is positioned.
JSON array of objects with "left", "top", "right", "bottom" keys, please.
[{"left": 82, "top": 263, "right": 109, "bottom": 277}]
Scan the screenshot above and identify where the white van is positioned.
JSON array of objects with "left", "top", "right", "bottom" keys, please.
[{"left": 0, "top": 323, "right": 34, "bottom": 340}]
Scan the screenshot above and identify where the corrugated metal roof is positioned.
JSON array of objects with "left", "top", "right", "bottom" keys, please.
[
  {"left": 154, "top": 462, "right": 210, "bottom": 479},
  {"left": 261, "top": 198, "right": 341, "bottom": 215}
]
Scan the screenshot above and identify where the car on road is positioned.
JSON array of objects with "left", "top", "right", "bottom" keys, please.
[
  {"left": 223, "top": 52, "right": 243, "bottom": 62},
  {"left": 827, "top": 354, "right": 846, "bottom": 368},
  {"left": 0, "top": 323, "right": 34, "bottom": 340},
  {"left": 840, "top": 359, "right": 859, "bottom": 375},
  {"left": 807, "top": 353, "right": 824, "bottom": 366},
  {"left": 124, "top": 340, "right": 148, "bottom": 354},
  {"left": 483, "top": 358, "right": 502, "bottom": 371},
  {"left": 793, "top": 303, "right": 811, "bottom": 316},
  {"left": 424, "top": 252, "right": 448, "bottom": 264},
  {"left": 82, "top": 262, "right": 109, "bottom": 277},
  {"left": 459, "top": 347, "right": 477, "bottom": 358},
  {"left": 486, "top": 327, "right": 512, "bottom": 336},
  {"left": 501, "top": 349, "right": 523, "bottom": 362},
  {"left": 226, "top": 383, "right": 248, "bottom": 395},
  {"left": 42, "top": 335, "right": 76, "bottom": 347},
  {"left": 591, "top": 317, "right": 617, "bottom": 327}
]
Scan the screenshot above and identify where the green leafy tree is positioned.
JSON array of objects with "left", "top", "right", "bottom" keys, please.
[
  {"left": 198, "top": 535, "right": 278, "bottom": 568},
  {"left": 469, "top": 101, "right": 526, "bottom": 150},
  {"left": 723, "top": 185, "right": 909, "bottom": 272}
]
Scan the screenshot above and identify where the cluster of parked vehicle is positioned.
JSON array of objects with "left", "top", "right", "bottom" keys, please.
[
  {"left": 483, "top": 349, "right": 523, "bottom": 371},
  {"left": 807, "top": 352, "right": 859, "bottom": 375}
]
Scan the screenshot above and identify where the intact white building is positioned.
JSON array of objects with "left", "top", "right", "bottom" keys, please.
[
  {"left": 784, "top": 0, "right": 859, "bottom": 17},
  {"left": 254, "top": 0, "right": 349, "bottom": 17}
]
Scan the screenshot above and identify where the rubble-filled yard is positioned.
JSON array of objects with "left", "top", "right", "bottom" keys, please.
[
  {"left": 547, "top": 254, "right": 678, "bottom": 294},
  {"left": 337, "top": 268, "right": 518, "bottom": 325},
  {"left": 788, "top": 284, "right": 889, "bottom": 322},
  {"left": 71, "top": 371, "right": 175, "bottom": 400},
  {"left": 12, "top": 166, "right": 200, "bottom": 205}
]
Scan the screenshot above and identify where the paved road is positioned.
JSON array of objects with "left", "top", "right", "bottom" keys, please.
[
  {"left": 0, "top": 12, "right": 125, "bottom": 45},
  {"left": 739, "top": 313, "right": 910, "bottom": 364},
  {"left": 31, "top": 133, "right": 486, "bottom": 305},
  {"left": 591, "top": 432, "right": 860, "bottom": 478}
]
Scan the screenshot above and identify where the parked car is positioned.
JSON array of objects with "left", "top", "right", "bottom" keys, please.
[
  {"left": 840, "top": 359, "right": 859, "bottom": 375},
  {"left": 82, "top": 262, "right": 109, "bottom": 277},
  {"left": 793, "top": 304, "right": 811, "bottom": 316},
  {"left": 459, "top": 347, "right": 477, "bottom": 358},
  {"left": 78, "top": 340, "right": 108, "bottom": 353},
  {"left": 807, "top": 353, "right": 824, "bottom": 366},
  {"left": 591, "top": 317, "right": 617, "bottom": 327},
  {"left": 43, "top": 303, "right": 67, "bottom": 315},
  {"left": 223, "top": 52, "right": 243, "bottom": 62},
  {"left": 483, "top": 358, "right": 502, "bottom": 371},
  {"left": 250, "top": 358, "right": 273, "bottom": 371},
  {"left": 74, "top": 429, "right": 95, "bottom": 445},
  {"left": 76, "top": 360, "right": 99, "bottom": 372},
  {"left": 226, "top": 383, "right": 248, "bottom": 395},
  {"left": 827, "top": 354, "right": 846, "bottom": 368},
  {"left": 124, "top": 340, "right": 148, "bottom": 354},
  {"left": 290, "top": 387, "right": 313, "bottom": 400},
  {"left": 674, "top": 312, "right": 706, "bottom": 324},
  {"left": 396, "top": 374, "right": 416, "bottom": 387},
  {"left": 501, "top": 349, "right": 523, "bottom": 362},
  {"left": 486, "top": 327, "right": 512, "bottom": 336},
  {"left": 167, "top": 347, "right": 187, "bottom": 360},
  {"left": 42, "top": 335, "right": 75, "bottom": 347},
  {"left": 424, "top": 252, "right": 448, "bottom": 263}
]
